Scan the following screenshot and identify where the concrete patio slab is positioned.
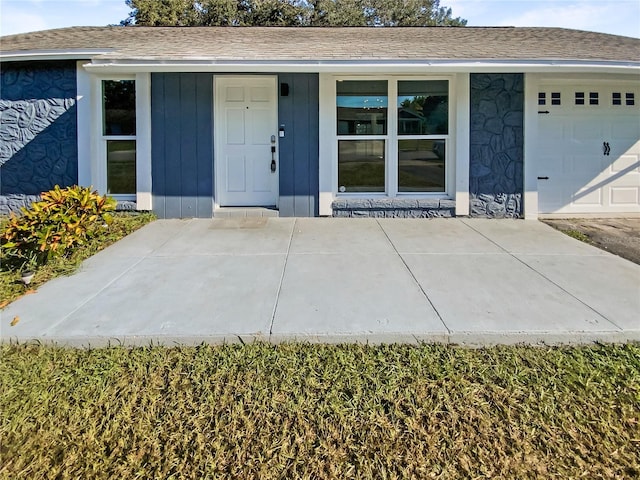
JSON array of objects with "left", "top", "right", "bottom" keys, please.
[
  {"left": 289, "top": 218, "right": 392, "bottom": 254},
  {"left": 2, "top": 218, "right": 638, "bottom": 347},
  {"left": 154, "top": 217, "right": 295, "bottom": 256},
  {"left": 53, "top": 255, "right": 282, "bottom": 337},
  {"left": 402, "top": 252, "right": 619, "bottom": 334},
  {"left": 462, "top": 219, "right": 609, "bottom": 256},
  {"left": 272, "top": 253, "right": 447, "bottom": 343},
  {"left": 4, "top": 254, "right": 284, "bottom": 344},
  {"left": 89, "top": 219, "right": 193, "bottom": 259},
  {"left": 515, "top": 254, "right": 640, "bottom": 332},
  {"left": 378, "top": 218, "right": 503, "bottom": 254},
  {"left": 1, "top": 256, "right": 142, "bottom": 337}
]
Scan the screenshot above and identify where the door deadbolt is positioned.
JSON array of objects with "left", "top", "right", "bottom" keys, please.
[{"left": 270, "top": 137, "right": 277, "bottom": 172}]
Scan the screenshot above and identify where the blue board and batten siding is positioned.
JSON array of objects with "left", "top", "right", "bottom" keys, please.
[
  {"left": 277, "top": 74, "right": 320, "bottom": 217},
  {"left": 151, "top": 73, "right": 319, "bottom": 218},
  {"left": 151, "top": 73, "right": 214, "bottom": 219}
]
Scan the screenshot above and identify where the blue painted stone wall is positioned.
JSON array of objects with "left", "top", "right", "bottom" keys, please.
[
  {"left": 0, "top": 61, "right": 78, "bottom": 214},
  {"left": 469, "top": 73, "right": 524, "bottom": 218}
]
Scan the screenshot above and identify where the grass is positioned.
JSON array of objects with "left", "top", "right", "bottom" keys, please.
[
  {"left": 0, "top": 212, "right": 155, "bottom": 307},
  {"left": 560, "top": 229, "right": 591, "bottom": 244},
  {"left": 1, "top": 342, "right": 638, "bottom": 479}
]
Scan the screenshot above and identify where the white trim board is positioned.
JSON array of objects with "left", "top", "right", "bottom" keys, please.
[
  {"left": 135, "top": 73, "right": 152, "bottom": 210},
  {"left": 79, "top": 60, "right": 640, "bottom": 75},
  {"left": 79, "top": 71, "right": 151, "bottom": 208},
  {"left": 319, "top": 74, "right": 460, "bottom": 215}
]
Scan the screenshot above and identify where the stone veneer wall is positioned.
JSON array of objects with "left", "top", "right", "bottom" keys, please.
[
  {"left": 469, "top": 73, "right": 524, "bottom": 218},
  {"left": 0, "top": 61, "right": 78, "bottom": 214}
]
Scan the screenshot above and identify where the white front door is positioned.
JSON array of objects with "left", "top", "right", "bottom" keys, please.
[
  {"left": 215, "top": 76, "right": 279, "bottom": 207},
  {"left": 536, "top": 82, "right": 640, "bottom": 215}
]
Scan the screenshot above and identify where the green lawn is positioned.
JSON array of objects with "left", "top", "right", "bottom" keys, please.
[
  {"left": 1, "top": 343, "right": 638, "bottom": 479},
  {"left": 0, "top": 212, "right": 155, "bottom": 306}
]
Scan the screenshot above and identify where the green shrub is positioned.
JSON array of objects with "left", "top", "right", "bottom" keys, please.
[{"left": 0, "top": 186, "right": 116, "bottom": 271}]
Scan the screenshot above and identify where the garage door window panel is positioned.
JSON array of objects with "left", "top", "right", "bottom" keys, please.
[
  {"left": 626, "top": 93, "right": 635, "bottom": 106},
  {"left": 613, "top": 92, "right": 622, "bottom": 105}
]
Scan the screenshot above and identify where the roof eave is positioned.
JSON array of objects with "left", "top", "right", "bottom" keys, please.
[
  {"left": 0, "top": 49, "right": 113, "bottom": 62},
  {"left": 2, "top": 51, "right": 638, "bottom": 74},
  {"left": 80, "top": 58, "right": 640, "bottom": 74}
]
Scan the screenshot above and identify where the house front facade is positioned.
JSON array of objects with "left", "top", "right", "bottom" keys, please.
[{"left": 1, "top": 27, "right": 639, "bottom": 219}]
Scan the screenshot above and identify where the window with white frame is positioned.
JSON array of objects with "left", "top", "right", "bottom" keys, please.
[
  {"left": 336, "top": 78, "right": 449, "bottom": 195},
  {"left": 102, "top": 79, "right": 136, "bottom": 196}
]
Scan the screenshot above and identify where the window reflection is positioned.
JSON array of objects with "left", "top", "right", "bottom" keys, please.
[
  {"left": 397, "top": 81, "right": 448, "bottom": 135},
  {"left": 103, "top": 80, "right": 136, "bottom": 136},
  {"left": 398, "top": 139, "right": 445, "bottom": 192},
  {"left": 107, "top": 140, "right": 136, "bottom": 194},
  {"left": 337, "top": 80, "right": 388, "bottom": 135},
  {"left": 338, "top": 140, "right": 385, "bottom": 192}
]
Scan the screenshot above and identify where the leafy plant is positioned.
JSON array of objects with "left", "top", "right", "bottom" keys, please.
[
  {"left": 0, "top": 185, "right": 116, "bottom": 271},
  {"left": 1, "top": 212, "right": 155, "bottom": 307}
]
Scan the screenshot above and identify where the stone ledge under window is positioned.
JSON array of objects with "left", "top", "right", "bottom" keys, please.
[
  {"left": 115, "top": 200, "right": 137, "bottom": 211},
  {"left": 331, "top": 198, "right": 455, "bottom": 218},
  {"left": 0, "top": 195, "right": 139, "bottom": 215}
]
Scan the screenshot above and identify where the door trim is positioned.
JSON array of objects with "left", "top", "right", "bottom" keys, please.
[{"left": 214, "top": 75, "right": 279, "bottom": 208}]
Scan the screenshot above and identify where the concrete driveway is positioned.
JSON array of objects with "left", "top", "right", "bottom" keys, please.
[{"left": 2, "top": 218, "right": 639, "bottom": 346}]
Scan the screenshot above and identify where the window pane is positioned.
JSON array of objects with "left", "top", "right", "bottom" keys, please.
[
  {"left": 103, "top": 80, "right": 136, "bottom": 136},
  {"left": 398, "top": 139, "right": 445, "bottom": 192},
  {"left": 338, "top": 140, "right": 385, "bottom": 193},
  {"left": 398, "top": 80, "right": 448, "bottom": 135},
  {"left": 107, "top": 140, "right": 136, "bottom": 194},
  {"left": 337, "top": 81, "right": 387, "bottom": 135}
]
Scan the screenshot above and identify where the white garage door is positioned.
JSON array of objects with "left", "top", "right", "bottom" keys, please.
[{"left": 536, "top": 82, "right": 640, "bottom": 215}]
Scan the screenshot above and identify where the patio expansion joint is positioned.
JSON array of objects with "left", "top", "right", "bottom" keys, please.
[
  {"left": 459, "top": 219, "right": 625, "bottom": 332},
  {"left": 376, "top": 219, "right": 451, "bottom": 335},
  {"left": 268, "top": 218, "right": 296, "bottom": 339}
]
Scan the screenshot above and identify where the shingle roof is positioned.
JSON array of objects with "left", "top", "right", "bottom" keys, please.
[{"left": 1, "top": 26, "right": 639, "bottom": 63}]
